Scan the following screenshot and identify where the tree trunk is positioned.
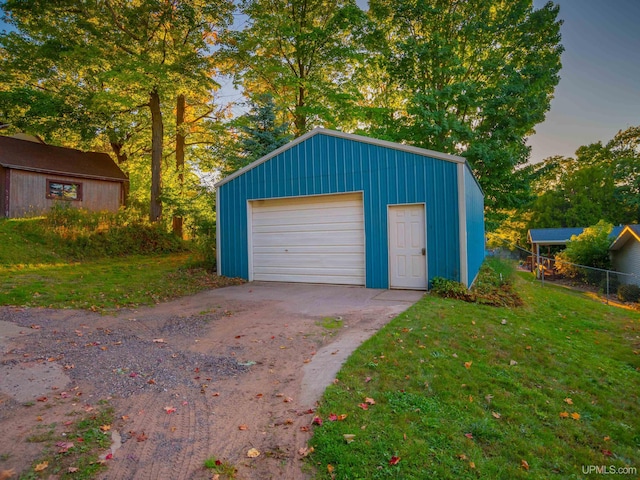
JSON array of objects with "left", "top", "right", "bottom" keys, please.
[
  {"left": 149, "top": 88, "right": 163, "bottom": 222},
  {"left": 294, "top": 85, "right": 306, "bottom": 136},
  {"left": 109, "top": 142, "right": 128, "bottom": 164},
  {"left": 172, "top": 93, "right": 185, "bottom": 238}
]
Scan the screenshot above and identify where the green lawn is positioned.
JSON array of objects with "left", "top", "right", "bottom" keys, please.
[
  {"left": 309, "top": 267, "right": 640, "bottom": 479},
  {"left": 0, "top": 218, "right": 241, "bottom": 311}
]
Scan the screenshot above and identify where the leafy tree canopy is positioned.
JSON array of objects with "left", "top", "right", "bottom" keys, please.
[{"left": 360, "top": 0, "right": 563, "bottom": 215}]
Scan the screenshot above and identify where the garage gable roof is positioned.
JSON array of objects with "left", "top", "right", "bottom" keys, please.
[
  {"left": 0, "top": 135, "right": 128, "bottom": 182},
  {"left": 216, "top": 128, "right": 467, "bottom": 188}
]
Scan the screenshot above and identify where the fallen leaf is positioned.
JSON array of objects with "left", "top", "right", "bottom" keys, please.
[
  {"left": 100, "top": 424, "right": 111, "bottom": 432},
  {"left": 34, "top": 461, "right": 48, "bottom": 472},
  {"left": 300, "top": 426, "right": 310, "bottom": 432},
  {"left": 298, "top": 446, "right": 314, "bottom": 457},
  {"left": 469, "top": 461, "right": 476, "bottom": 469},
  {"left": 328, "top": 413, "right": 338, "bottom": 421},
  {"left": 464, "top": 433, "right": 473, "bottom": 439},
  {"left": 212, "top": 392, "right": 220, "bottom": 397},
  {"left": 365, "top": 397, "right": 376, "bottom": 405},
  {"left": 152, "top": 338, "right": 166, "bottom": 343},
  {"left": 343, "top": 434, "right": 356, "bottom": 444},
  {"left": 469, "top": 395, "right": 473, "bottom": 403},
  {"left": 312, "top": 416, "right": 323, "bottom": 426},
  {"left": 358, "top": 403, "right": 369, "bottom": 410},
  {"left": 457, "top": 454, "right": 468, "bottom": 461},
  {"left": 136, "top": 432, "right": 148, "bottom": 442},
  {"left": 491, "top": 411, "right": 501, "bottom": 419},
  {"left": 570, "top": 412, "right": 580, "bottom": 420},
  {"left": 238, "top": 424, "right": 248, "bottom": 431},
  {"left": 389, "top": 456, "right": 401, "bottom": 465},
  {"left": 247, "top": 448, "right": 260, "bottom": 458},
  {"left": 36, "top": 396, "right": 47, "bottom": 402},
  {"left": 559, "top": 411, "right": 569, "bottom": 418},
  {"left": 337, "top": 414, "right": 348, "bottom": 421},
  {"left": 105, "top": 453, "right": 113, "bottom": 460},
  {"left": 464, "top": 361, "right": 472, "bottom": 369},
  {"left": 603, "top": 436, "right": 610, "bottom": 441},
  {"left": 564, "top": 397, "right": 573, "bottom": 405},
  {"left": 365, "top": 376, "right": 372, "bottom": 382},
  {"left": 509, "top": 360, "right": 518, "bottom": 366},
  {"left": 164, "top": 406, "right": 176, "bottom": 414},
  {"left": 521, "top": 459, "right": 530, "bottom": 470},
  {"left": 56, "top": 441, "right": 74, "bottom": 453},
  {"left": 67, "top": 467, "right": 79, "bottom": 473},
  {"left": 601, "top": 449, "right": 612, "bottom": 457},
  {"left": 327, "top": 464, "right": 334, "bottom": 473}
]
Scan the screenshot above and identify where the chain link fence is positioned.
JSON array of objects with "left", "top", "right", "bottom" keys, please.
[{"left": 487, "top": 239, "right": 640, "bottom": 304}]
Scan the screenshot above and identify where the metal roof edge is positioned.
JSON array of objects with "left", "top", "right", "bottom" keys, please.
[
  {"left": 214, "top": 128, "right": 467, "bottom": 188},
  {"left": 0, "top": 163, "right": 129, "bottom": 182},
  {"left": 610, "top": 225, "right": 640, "bottom": 250}
]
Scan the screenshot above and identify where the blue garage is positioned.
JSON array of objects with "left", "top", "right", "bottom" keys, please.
[{"left": 215, "top": 128, "right": 484, "bottom": 289}]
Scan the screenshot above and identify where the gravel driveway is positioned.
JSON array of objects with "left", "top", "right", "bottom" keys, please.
[{"left": 0, "top": 282, "right": 422, "bottom": 479}]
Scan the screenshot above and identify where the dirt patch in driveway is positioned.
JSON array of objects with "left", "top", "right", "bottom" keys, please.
[{"left": 0, "top": 283, "right": 421, "bottom": 479}]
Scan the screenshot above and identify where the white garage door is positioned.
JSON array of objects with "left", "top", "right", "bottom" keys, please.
[{"left": 250, "top": 193, "right": 365, "bottom": 285}]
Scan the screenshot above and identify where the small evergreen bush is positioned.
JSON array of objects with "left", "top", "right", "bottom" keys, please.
[{"left": 431, "top": 277, "right": 475, "bottom": 301}]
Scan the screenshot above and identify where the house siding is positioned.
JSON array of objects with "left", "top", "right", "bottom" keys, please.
[
  {"left": 8, "top": 170, "right": 123, "bottom": 217},
  {"left": 613, "top": 238, "right": 640, "bottom": 287},
  {"left": 465, "top": 164, "right": 485, "bottom": 285},
  {"left": 0, "top": 166, "right": 7, "bottom": 217},
  {"left": 218, "top": 133, "right": 464, "bottom": 288}
]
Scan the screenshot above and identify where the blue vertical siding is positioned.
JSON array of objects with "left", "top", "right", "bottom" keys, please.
[
  {"left": 218, "top": 133, "right": 463, "bottom": 288},
  {"left": 465, "top": 164, "right": 485, "bottom": 285}
]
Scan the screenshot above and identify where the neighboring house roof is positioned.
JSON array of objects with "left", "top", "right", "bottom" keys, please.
[
  {"left": 215, "top": 127, "right": 471, "bottom": 189},
  {"left": 609, "top": 224, "right": 640, "bottom": 251},
  {"left": 0, "top": 135, "right": 128, "bottom": 182},
  {"left": 528, "top": 226, "right": 625, "bottom": 245},
  {"left": 528, "top": 227, "right": 586, "bottom": 245}
]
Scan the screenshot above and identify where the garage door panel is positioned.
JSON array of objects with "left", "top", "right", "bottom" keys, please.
[
  {"left": 252, "top": 232, "right": 363, "bottom": 246},
  {"left": 251, "top": 193, "right": 365, "bottom": 285},
  {"left": 253, "top": 245, "right": 364, "bottom": 254},
  {"left": 253, "top": 253, "right": 365, "bottom": 268},
  {"left": 252, "top": 214, "right": 362, "bottom": 228}
]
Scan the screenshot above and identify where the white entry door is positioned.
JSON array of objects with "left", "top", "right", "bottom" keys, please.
[{"left": 389, "top": 204, "right": 427, "bottom": 289}]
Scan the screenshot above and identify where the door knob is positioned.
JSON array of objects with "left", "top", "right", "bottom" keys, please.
[{"left": 421, "top": 248, "right": 426, "bottom": 256}]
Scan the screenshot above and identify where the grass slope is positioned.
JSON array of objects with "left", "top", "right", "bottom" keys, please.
[
  {"left": 0, "top": 218, "right": 241, "bottom": 310},
  {"left": 309, "top": 265, "right": 640, "bottom": 479}
]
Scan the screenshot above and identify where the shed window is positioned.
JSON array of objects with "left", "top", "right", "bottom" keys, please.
[{"left": 47, "top": 180, "right": 82, "bottom": 201}]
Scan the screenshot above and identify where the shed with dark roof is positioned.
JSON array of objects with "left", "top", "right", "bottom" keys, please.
[{"left": 0, "top": 135, "right": 128, "bottom": 218}]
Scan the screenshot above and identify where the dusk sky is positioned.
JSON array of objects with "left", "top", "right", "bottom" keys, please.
[
  {"left": 527, "top": 0, "right": 640, "bottom": 162},
  {"left": 2, "top": 1, "right": 639, "bottom": 164}
]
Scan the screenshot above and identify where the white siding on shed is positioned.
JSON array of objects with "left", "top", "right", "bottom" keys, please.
[
  {"left": 249, "top": 193, "right": 365, "bottom": 285},
  {"left": 613, "top": 237, "right": 640, "bottom": 286}
]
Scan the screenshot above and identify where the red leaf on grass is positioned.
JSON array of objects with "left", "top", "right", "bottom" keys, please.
[
  {"left": 358, "top": 403, "right": 369, "bottom": 410},
  {"left": 389, "top": 456, "right": 401, "bottom": 465},
  {"left": 464, "top": 433, "right": 473, "bottom": 439},
  {"left": 328, "top": 413, "right": 338, "bottom": 421},
  {"left": 312, "top": 416, "right": 323, "bottom": 426}
]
